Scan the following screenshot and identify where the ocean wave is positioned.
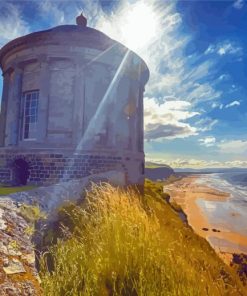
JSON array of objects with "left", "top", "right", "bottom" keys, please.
[
  {"left": 195, "top": 173, "right": 247, "bottom": 202},
  {"left": 195, "top": 173, "right": 247, "bottom": 237}
]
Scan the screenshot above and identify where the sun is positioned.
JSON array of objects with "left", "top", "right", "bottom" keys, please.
[
  {"left": 119, "top": 2, "right": 159, "bottom": 52},
  {"left": 98, "top": 2, "right": 160, "bottom": 54}
]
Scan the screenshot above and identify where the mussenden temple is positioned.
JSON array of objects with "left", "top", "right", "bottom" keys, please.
[{"left": 0, "top": 14, "right": 149, "bottom": 189}]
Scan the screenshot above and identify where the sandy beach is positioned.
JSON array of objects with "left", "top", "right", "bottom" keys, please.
[{"left": 164, "top": 175, "right": 247, "bottom": 263}]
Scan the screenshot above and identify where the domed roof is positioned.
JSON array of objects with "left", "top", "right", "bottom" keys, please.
[
  {"left": 0, "top": 20, "right": 149, "bottom": 81},
  {"left": 0, "top": 25, "right": 116, "bottom": 58}
]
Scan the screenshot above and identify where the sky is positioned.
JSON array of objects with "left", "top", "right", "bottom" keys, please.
[{"left": 0, "top": 0, "right": 246, "bottom": 168}]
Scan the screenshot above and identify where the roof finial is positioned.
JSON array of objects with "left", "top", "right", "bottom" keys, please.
[{"left": 76, "top": 12, "right": 87, "bottom": 27}]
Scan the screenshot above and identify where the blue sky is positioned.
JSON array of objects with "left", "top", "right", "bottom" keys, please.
[{"left": 0, "top": 0, "right": 246, "bottom": 168}]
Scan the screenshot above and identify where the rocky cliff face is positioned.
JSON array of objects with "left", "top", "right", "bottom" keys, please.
[
  {"left": 0, "top": 170, "right": 126, "bottom": 295},
  {"left": 0, "top": 198, "right": 41, "bottom": 296}
]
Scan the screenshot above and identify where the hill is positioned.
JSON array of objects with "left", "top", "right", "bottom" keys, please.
[{"left": 145, "top": 162, "right": 174, "bottom": 181}]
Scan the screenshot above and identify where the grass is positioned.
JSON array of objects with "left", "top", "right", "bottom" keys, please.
[
  {"left": 40, "top": 180, "right": 246, "bottom": 296},
  {"left": 19, "top": 204, "right": 46, "bottom": 223},
  {"left": 0, "top": 185, "right": 35, "bottom": 196}
]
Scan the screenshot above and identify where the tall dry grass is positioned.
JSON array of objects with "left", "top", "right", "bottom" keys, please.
[{"left": 40, "top": 182, "right": 246, "bottom": 296}]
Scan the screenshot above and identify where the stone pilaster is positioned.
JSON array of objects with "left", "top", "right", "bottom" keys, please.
[
  {"left": 5, "top": 67, "right": 23, "bottom": 146},
  {"left": 0, "top": 71, "right": 11, "bottom": 146},
  {"left": 138, "top": 85, "right": 144, "bottom": 153},
  {"left": 72, "top": 63, "right": 85, "bottom": 146},
  {"left": 37, "top": 58, "right": 50, "bottom": 142},
  {"left": 127, "top": 81, "right": 138, "bottom": 152}
]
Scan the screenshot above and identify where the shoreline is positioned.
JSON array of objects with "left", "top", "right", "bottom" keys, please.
[{"left": 164, "top": 175, "right": 247, "bottom": 263}]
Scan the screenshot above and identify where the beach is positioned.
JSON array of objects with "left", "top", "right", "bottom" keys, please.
[{"left": 164, "top": 174, "right": 247, "bottom": 263}]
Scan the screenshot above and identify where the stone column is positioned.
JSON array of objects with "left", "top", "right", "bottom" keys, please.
[
  {"left": 133, "top": 85, "right": 141, "bottom": 153},
  {"left": 127, "top": 81, "right": 139, "bottom": 152},
  {"left": 0, "top": 71, "right": 11, "bottom": 146},
  {"left": 72, "top": 63, "right": 85, "bottom": 147},
  {"left": 138, "top": 85, "right": 144, "bottom": 153},
  {"left": 37, "top": 58, "right": 50, "bottom": 143},
  {"left": 129, "top": 107, "right": 135, "bottom": 151},
  {"left": 5, "top": 66, "right": 23, "bottom": 146}
]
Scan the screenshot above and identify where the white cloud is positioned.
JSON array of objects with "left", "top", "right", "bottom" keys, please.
[
  {"left": 145, "top": 156, "right": 247, "bottom": 168},
  {"left": 205, "top": 41, "right": 242, "bottom": 57},
  {"left": 146, "top": 43, "right": 222, "bottom": 104},
  {"left": 218, "top": 43, "right": 241, "bottom": 56},
  {"left": 233, "top": 0, "right": 245, "bottom": 9},
  {"left": 185, "top": 82, "right": 221, "bottom": 103},
  {"left": 198, "top": 136, "right": 216, "bottom": 147},
  {"left": 225, "top": 100, "right": 240, "bottom": 108},
  {"left": 197, "top": 137, "right": 247, "bottom": 156},
  {"left": 37, "top": 0, "right": 103, "bottom": 28},
  {"left": 0, "top": 3, "right": 30, "bottom": 46},
  {"left": 218, "top": 74, "right": 229, "bottom": 81},
  {"left": 38, "top": 0, "right": 66, "bottom": 25},
  {"left": 196, "top": 118, "right": 218, "bottom": 132},
  {"left": 211, "top": 100, "right": 240, "bottom": 109},
  {"left": 211, "top": 102, "right": 223, "bottom": 109},
  {"left": 204, "top": 45, "right": 214, "bottom": 54},
  {"left": 144, "top": 97, "right": 199, "bottom": 140},
  {"left": 218, "top": 140, "right": 247, "bottom": 154}
]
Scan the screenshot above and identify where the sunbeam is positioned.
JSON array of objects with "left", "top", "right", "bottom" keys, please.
[
  {"left": 61, "top": 48, "right": 131, "bottom": 181},
  {"left": 84, "top": 44, "right": 117, "bottom": 68},
  {"left": 77, "top": 49, "right": 131, "bottom": 150}
]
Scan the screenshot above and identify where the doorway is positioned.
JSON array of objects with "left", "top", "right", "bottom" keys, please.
[{"left": 13, "top": 159, "right": 30, "bottom": 186}]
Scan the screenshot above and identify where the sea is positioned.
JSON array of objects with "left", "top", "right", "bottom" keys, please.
[{"left": 194, "top": 172, "right": 247, "bottom": 253}]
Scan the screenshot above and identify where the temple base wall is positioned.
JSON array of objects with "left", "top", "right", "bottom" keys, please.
[{"left": 0, "top": 148, "right": 144, "bottom": 187}]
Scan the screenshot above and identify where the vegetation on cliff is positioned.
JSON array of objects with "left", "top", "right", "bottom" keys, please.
[{"left": 40, "top": 180, "right": 246, "bottom": 296}]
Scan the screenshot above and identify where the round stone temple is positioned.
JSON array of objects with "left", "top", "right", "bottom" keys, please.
[
  {"left": 0, "top": 16, "right": 149, "bottom": 188},
  {"left": 76, "top": 13, "right": 87, "bottom": 26}
]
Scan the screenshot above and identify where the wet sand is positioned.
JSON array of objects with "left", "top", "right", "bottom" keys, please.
[{"left": 164, "top": 175, "right": 247, "bottom": 263}]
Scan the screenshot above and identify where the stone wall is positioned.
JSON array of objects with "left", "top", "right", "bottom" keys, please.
[
  {"left": 0, "top": 150, "right": 131, "bottom": 186},
  {"left": 5, "top": 170, "right": 127, "bottom": 213}
]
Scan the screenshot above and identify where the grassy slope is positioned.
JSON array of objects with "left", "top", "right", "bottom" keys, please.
[
  {"left": 40, "top": 180, "right": 246, "bottom": 296},
  {"left": 0, "top": 186, "right": 35, "bottom": 196},
  {"left": 145, "top": 180, "right": 246, "bottom": 294}
]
